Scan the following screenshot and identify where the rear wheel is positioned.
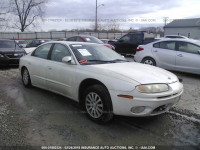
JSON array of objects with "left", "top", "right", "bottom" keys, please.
[
  {"left": 22, "top": 68, "right": 32, "bottom": 88},
  {"left": 83, "top": 84, "right": 113, "bottom": 123},
  {"left": 142, "top": 57, "right": 156, "bottom": 66}
]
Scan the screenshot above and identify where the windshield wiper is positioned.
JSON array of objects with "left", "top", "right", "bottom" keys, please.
[
  {"left": 86, "top": 60, "right": 118, "bottom": 64},
  {"left": 110, "top": 59, "right": 129, "bottom": 62}
]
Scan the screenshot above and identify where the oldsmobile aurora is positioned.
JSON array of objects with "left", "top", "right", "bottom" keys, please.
[{"left": 19, "top": 41, "right": 183, "bottom": 123}]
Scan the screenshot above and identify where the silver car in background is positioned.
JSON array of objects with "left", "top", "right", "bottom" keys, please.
[{"left": 134, "top": 38, "right": 200, "bottom": 75}]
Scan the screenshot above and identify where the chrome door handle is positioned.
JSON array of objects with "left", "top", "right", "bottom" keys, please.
[{"left": 177, "top": 54, "right": 183, "bottom": 57}]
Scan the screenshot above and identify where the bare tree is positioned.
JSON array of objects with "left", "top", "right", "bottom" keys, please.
[
  {"left": 0, "top": 0, "right": 10, "bottom": 28},
  {"left": 9, "top": 0, "right": 48, "bottom": 32}
]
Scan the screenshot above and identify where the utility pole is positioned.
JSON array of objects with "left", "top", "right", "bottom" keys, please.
[
  {"left": 95, "top": 0, "right": 97, "bottom": 32},
  {"left": 163, "top": 17, "right": 169, "bottom": 26}
]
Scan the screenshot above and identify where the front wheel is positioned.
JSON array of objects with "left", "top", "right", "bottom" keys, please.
[
  {"left": 142, "top": 57, "right": 156, "bottom": 66},
  {"left": 22, "top": 68, "right": 32, "bottom": 88},
  {"left": 83, "top": 84, "right": 113, "bottom": 124}
]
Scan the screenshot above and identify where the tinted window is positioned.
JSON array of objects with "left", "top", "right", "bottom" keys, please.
[
  {"left": 67, "top": 37, "right": 77, "bottom": 41},
  {"left": 160, "top": 41, "right": 176, "bottom": 50},
  {"left": 131, "top": 34, "right": 144, "bottom": 44},
  {"left": 18, "top": 41, "right": 27, "bottom": 44},
  {"left": 32, "top": 43, "right": 52, "bottom": 59},
  {"left": 83, "top": 37, "right": 103, "bottom": 44},
  {"left": 0, "top": 40, "right": 19, "bottom": 48},
  {"left": 50, "top": 44, "right": 71, "bottom": 62},
  {"left": 178, "top": 42, "right": 200, "bottom": 54},
  {"left": 76, "top": 37, "right": 83, "bottom": 42},
  {"left": 153, "top": 43, "right": 160, "bottom": 48},
  {"left": 120, "top": 35, "right": 131, "bottom": 42}
]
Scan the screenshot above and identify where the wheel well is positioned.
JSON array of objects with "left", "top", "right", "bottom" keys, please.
[
  {"left": 79, "top": 79, "right": 111, "bottom": 107},
  {"left": 141, "top": 57, "right": 156, "bottom": 65},
  {"left": 21, "top": 66, "right": 27, "bottom": 76}
]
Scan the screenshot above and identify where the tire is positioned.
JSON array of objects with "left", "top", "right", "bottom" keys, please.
[
  {"left": 22, "top": 67, "right": 32, "bottom": 88},
  {"left": 83, "top": 84, "right": 113, "bottom": 124},
  {"left": 141, "top": 57, "right": 156, "bottom": 66}
]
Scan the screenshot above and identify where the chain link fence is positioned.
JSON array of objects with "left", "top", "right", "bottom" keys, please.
[{"left": 0, "top": 31, "right": 126, "bottom": 40}]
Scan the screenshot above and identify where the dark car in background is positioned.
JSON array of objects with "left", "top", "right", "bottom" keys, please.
[
  {"left": 0, "top": 40, "right": 26, "bottom": 66},
  {"left": 26, "top": 39, "right": 51, "bottom": 48},
  {"left": 16, "top": 40, "right": 28, "bottom": 48},
  {"left": 66, "top": 35, "right": 115, "bottom": 50},
  {"left": 111, "top": 31, "right": 156, "bottom": 55}
]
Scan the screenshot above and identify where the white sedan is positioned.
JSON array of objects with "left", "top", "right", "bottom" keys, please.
[
  {"left": 134, "top": 38, "right": 200, "bottom": 75},
  {"left": 19, "top": 41, "right": 183, "bottom": 123}
]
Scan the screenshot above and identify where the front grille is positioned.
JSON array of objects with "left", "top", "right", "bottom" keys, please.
[{"left": 5, "top": 53, "right": 24, "bottom": 59}]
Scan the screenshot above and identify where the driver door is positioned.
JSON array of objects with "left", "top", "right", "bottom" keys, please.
[{"left": 46, "top": 43, "right": 77, "bottom": 98}]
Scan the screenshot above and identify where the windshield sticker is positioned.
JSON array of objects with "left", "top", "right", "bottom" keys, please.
[
  {"left": 79, "top": 60, "right": 88, "bottom": 64},
  {"left": 72, "top": 45, "right": 82, "bottom": 47},
  {"left": 77, "top": 49, "right": 92, "bottom": 56},
  {"left": 85, "top": 38, "right": 91, "bottom": 41}
]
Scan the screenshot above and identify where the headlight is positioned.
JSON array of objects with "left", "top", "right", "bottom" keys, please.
[
  {"left": 0, "top": 54, "right": 4, "bottom": 58},
  {"left": 136, "top": 84, "right": 169, "bottom": 93}
]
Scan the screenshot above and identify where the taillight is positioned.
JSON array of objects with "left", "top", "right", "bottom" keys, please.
[{"left": 136, "top": 47, "right": 144, "bottom": 52}]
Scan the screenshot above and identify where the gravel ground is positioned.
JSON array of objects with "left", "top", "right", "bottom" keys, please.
[{"left": 0, "top": 65, "right": 199, "bottom": 150}]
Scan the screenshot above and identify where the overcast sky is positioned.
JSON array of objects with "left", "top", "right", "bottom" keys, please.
[{"left": 34, "top": 0, "right": 200, "bottom": 31}]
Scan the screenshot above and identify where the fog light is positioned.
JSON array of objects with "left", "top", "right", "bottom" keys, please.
[{"left": 131, "top": 106, "right": 146, "bottom": 113}]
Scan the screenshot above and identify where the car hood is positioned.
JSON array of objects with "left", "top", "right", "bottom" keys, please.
[{"left": 85, "top": 62, "right": 178, "bottom": 84}]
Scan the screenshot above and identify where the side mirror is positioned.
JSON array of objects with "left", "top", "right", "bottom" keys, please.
[
  {"left": 198, "top": 50, "right": 200, "bottom": 54},
  {"left": 62, "top": 56, "right": 75, "bottom": 64}
]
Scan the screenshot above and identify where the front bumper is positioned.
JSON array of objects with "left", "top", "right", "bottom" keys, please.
[
  {"left": 110, "top": 81, "right": 183, "bottom": 117},
  {"left": 0, "top": 53, "right": 25, "bottom": 66}
]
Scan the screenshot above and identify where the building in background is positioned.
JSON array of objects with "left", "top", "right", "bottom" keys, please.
[{"left": 164, "top": 18, "right": 200, "bottom": 39}]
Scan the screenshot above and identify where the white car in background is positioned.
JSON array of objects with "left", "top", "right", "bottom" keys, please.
[
  {"left": 134, "top": 38, "right": 200, "bottom": 75},
  {"left": 19, "top": 41, "right": 183, "bottom": 123},
  {"left": 164, "top": 35, "right": 189, "bottom": 39}
]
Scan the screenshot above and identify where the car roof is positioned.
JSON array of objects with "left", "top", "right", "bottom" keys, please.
[
  {"left": 44, "top": 41, "right": 100, "bottom": 46},
  {"left": 150, "top": 38, "right": 200, "bottom": 45},
  {"left": 69, "top": 35, "right": 96, "bottom": 38},
  {"left": 0, "top": 39, "right": 15, "bottom": 42}
]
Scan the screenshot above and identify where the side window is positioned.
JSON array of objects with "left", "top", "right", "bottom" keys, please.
[
  {"left": 120, "top": 35, "right": 131, "bottom": 42},
  {"left": 32, "top": 43, "right": 52, "bottom": 59},
  {"left": 178, "top": 42, "right": 200, "bottom": 54},
  {"left": 67, "top": 37, "right": 77, "bottom": 41},
  {"left": 153, "top": 43, "right": 160, "bottom": 48},
  {"left": 76, "top": 37, "right": 83, "bottom": 42},
  {"left": 131, "top": 34, "right": 144, "bottom": 44},
  {"left": 50, "top": 44, "right": 71, "bottom": 62},
  {"left": 160, "top": 41, "right": 176, "bottom": 50}
]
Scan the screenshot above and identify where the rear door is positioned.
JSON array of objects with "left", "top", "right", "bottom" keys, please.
[
  {"left": 151, "top": 41, "right": 176, "bottom": 70},
  {"left": 29, "top": 43, "right": 53, "bottom": 89},
  {"left": 176, "top": 41, "right": 200, "bottom": 74}
]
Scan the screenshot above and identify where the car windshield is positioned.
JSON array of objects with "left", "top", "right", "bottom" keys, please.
[
  {"left": 70, "top": 44, "right": 127, "bottom": 65},
  {"left": 0, "top": 40, "right": 19, "bottom": 48},
  {"left": 83, "top": 37, "right": 104, "bottom": 44},
  {"left": 18, "top": 41, "right": 27, "bottom": 44}
]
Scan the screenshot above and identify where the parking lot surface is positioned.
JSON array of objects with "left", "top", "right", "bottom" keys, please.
[{"left": 0, "top": 64, "right": 199, "bottom": 149}]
